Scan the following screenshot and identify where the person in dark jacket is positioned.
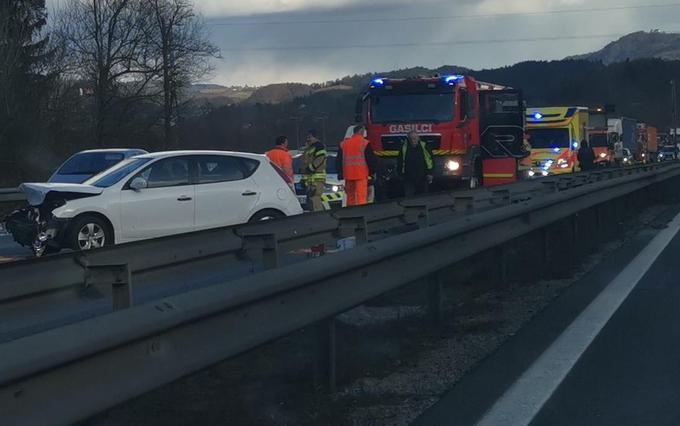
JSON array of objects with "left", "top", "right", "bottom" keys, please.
[
  {"left": 577, "top": 139, "right": 596, "bottom": 171},
  {"left": 397, "top": 131, "right": 435, "bottom": 197}
]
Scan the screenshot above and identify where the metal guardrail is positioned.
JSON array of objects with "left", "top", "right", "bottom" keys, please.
[
  {"left": 1, "top": 162, "right": 679, "bottom": 424},
  {"left": 0, "top": 188, "right": 24, "bottom": 203}
]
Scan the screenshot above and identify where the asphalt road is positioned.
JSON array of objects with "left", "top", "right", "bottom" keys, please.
[
  {"left": 0, "top": 234, "right": 31, "bottom": 262},
  {"left": 414, "top": 209, "right": 680, "bottom": 426}
]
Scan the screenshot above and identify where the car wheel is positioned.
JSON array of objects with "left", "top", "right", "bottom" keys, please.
[
  {"left": 249, "top": 209, "right": 285, "bottom": 223},
  {"left": 66, "top": 215, "right": 112, "bottom": 251}
]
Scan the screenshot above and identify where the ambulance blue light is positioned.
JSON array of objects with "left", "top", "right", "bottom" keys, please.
[
  {"left": 443, "top": 75, "right": 463, "bottom": 85},
  {"left": 370, "top": 78, "right": 385, "bottom": 88},
  {"left": 533, "top": 112, "right": 543, "bottom": 120}
]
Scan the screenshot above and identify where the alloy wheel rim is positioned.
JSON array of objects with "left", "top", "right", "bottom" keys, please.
[{"left": 77, "top": 223, "right": 105, "bottom": 250}]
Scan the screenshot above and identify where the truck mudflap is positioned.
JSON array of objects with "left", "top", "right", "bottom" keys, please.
[{"left": 482, "top": 158, "right": 517, "bottom": 186}]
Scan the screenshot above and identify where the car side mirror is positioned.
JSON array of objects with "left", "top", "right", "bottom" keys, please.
[{"left": 130, "top": 177, "right": 148, "bottom": 191}]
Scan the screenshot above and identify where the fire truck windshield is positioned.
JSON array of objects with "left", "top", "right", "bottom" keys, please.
[
  {"left": 528, "top": 128, "right": 571, "bottom": 149},
  {"left": 371, "top": 93, "right": 455, "bottom": 124}
]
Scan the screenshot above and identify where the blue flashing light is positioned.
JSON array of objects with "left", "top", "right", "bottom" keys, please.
[
  {"left": 443, "top": 75, "right": 463, "bottom": 85},
  {"left": 370, "top": 78, "right": 385, "bottom": 88},
  {"left": 552, "top": 147, "right": 560, "bottom": 153},
  {"left": 533, "top": 112, "right": 543, "bottom": 120},
  {"left": 572, "top": 141, "right": 579, "bottom": 149}
]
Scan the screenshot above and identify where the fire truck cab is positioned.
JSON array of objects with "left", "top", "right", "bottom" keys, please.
[{"left": 356, "top": 75, "right": 526, "bottom": 192}]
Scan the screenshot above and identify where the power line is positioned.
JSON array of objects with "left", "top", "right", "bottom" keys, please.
[
  {"left": 209, "top": 3, "right": 680, "bottom": 26},
  {"left": 220, "top": 33, "right": 646, "bottom": 52}
]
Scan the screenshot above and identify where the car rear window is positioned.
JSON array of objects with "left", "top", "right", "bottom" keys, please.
[
  {"left": 196, "top": 155, "right": 259, "bottom": 184},
  {"left": 57, "top": 152, "right": 125, "bottom": 175}
]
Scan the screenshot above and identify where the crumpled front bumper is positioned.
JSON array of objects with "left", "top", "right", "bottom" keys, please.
[{"left": 4, "top": 208, "right": 70, "bottom": 254}]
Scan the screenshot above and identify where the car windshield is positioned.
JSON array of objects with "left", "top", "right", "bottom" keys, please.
[
  {"left": 528, "top": 128, "right": 571, "bottom": 148},
  {"left": 371, "top": 93, "right": 455, "bottom": 123},
  {"left": 86, "top": 158, "right": 151, "bottom": 188},
  {"left": 57, "top": 152, "right": 125, "bottom": 175}
]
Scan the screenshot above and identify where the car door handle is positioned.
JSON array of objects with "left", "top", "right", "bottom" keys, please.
[
  {"left": 177, "top": 196, "right": 192, "bottom": 201},
  {"left": 241, "top": 191, "right": 258, "bottom": 196}
]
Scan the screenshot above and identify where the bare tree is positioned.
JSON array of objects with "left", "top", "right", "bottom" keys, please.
[
  {"left": 146, "top": 0, "right": 219, "bottom": 149},
  {"left": 56, "top": 0, "right": 161, "bottom": 145}
]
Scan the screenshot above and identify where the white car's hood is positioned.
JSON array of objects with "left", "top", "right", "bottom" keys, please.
[{"left": 20, "top": 183, "right": 103, "bottom": 206}]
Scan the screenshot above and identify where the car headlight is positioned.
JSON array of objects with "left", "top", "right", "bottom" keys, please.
[
  {"left": 541, "top": 170, "right": 549, "bottom": 176},
  {"left": 599, "top": 152, "right": 607, "bottom": 158},
  {"left": 642, "top": 153, "right": 646, "bottom": 157},
  {"left": 659, "top": 153, "right": 664, "bottom": 158},
  {"left": 445, "top": 160, "right": 460, "bottom": 172},
  {"left": 324, "top": 184, "right": 341, "bottom": 193},
  {"left": 623, "top": 158, "right": 629, "bottom": 162},
  {"left": 527, "top": 170, "right": 535, "bottom": 177}
]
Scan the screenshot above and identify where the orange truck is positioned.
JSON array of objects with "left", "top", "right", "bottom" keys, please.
[
  {"left": 635, "top": 123, "right": 658, "bottom": 163},
  {"left": 589, "top": 107, "right": 611, "bottom": 167},
  {"left": 646, "top": 125, "right": 658, "bottom": 161}
]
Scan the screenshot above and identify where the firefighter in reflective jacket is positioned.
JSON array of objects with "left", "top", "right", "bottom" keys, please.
[
  {"left": 336, "top": 124, "right": 377, "bottom": 206},
  {"left": 301, "top": 129, "right": 327, "bottom": 211},
  {"left": 397, "top": 131, "right": 434, "bottom": 197}
]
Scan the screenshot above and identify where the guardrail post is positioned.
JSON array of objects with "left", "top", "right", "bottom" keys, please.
[
  {"left": 495, "top": 245, "right": 508, "bottom": 284},
  {"left": 571, "top": 213, "right": 580, "bottom": 264},
  {"left": 491, "top": 190, "right": 511, "bottom": 206},
  {"left": 242, "top": 234, "right": 280, "bottom": 269},
  {"left": 402, "top": 205, "right": 430, "bottom": 229},
  {"left": 595, "top": 204, "right": 605, "bottom": 245},
  {"left": 338, "top": 216, "right": 368, "bottom": 245},
  {"left": 454, "top": 196, "right": 474, "bottom": 211},
  {"left": 84, "top": 263, "right": 132, "bottom": 311},
  {"left": 427, "top": 273, "right": 443, "bottom": 325},
  {"left": 541, "top": 181, "right": 557, "bottom": 194},
  {"left": 315, "top": 318, "right": 336, "bottom": 393}
]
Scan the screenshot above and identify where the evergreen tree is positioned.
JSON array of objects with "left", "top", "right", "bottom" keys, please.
[{"left": 0, "top": 0, "right": 55, "bottom": 182}]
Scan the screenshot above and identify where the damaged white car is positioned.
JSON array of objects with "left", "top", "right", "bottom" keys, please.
[{"left": 4, "top": 151, "right": 303, "bottom": 256}]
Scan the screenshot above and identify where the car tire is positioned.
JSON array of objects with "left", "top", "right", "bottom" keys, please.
[
  {"left": 249, "top": 209, "right": 285, "bottom": 223},
  {"left": 65, "top": 214, "right": 112, "bottom": 251}
]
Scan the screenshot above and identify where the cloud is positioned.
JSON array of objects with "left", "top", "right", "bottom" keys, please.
[
  {"left": 197, "top": 0, "right": 426, "bottom": 17},
  {"left": 47, "top": 0, "right": 680, "bottom": 86},
  {"left": 474, "top": 0, "right": 588, "bottom": 14}
]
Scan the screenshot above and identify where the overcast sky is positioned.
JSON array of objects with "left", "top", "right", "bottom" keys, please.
[{"left": 49, "top": 0, "right": 680, "bottom": 86}]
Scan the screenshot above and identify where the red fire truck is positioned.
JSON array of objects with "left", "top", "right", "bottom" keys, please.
[{"left": 354, "top": 75, "right": 527, "bottom": 193}]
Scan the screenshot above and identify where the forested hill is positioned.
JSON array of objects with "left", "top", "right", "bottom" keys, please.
[
  {"left": 182, "top": 58, "right": 680, "bottom": 154},
  {"left": 567, "top": 31, "right": 680, "bottom": 64}
]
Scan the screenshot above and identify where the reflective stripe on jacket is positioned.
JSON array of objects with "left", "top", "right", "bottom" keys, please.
[
  {"left": 340, "top": 134, "right": 370, "bottom": 180},
  {"left": 302, "top": 142, "right": 327, "bottom": 182},
  {"left": 266, "top": 146, "right": 294, "bottom": 180},
  {"left": 401, "top": 141, "right": 434, "bottom": 174}
]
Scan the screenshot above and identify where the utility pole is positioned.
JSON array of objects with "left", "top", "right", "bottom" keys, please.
[
  {"left": 289, "top": 116, "right": 302, "bottom": 150},
  {"left": 671, "top": 80, "right": 678, "bottom": 145},
  {"left": 315, "top": 116, "right": 328, "bottom": 144}
]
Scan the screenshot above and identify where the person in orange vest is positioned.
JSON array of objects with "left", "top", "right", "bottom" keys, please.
[
  {"left": 266, "top": 135, "right": 294, "bottom": 184},
  {"left": 336, "top": 124, "right": 377, "bottom": 206}
]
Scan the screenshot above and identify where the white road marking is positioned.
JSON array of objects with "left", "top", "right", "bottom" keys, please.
[{"left": 476, "top": 211, "right": 680, "bottom": 426}]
